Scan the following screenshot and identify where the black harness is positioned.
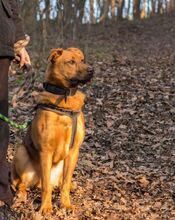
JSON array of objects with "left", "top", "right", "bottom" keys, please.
[{"left": 36, "top": 83, "right": 80, "bottom": 149}]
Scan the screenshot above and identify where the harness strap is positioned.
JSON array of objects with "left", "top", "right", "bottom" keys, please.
[
  {"left": 69, "top": 114, "right": 78, "bottom": 149},
  {"left": 36, "top": 103, "right": 80, "bottom": 149},
  {"left": 54, "top": 96, "right": 65, "bottom": 106}
]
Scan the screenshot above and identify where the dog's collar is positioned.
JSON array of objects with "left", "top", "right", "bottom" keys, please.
[{"left": 43, "top": 82, "right": 77, "bottom": 96}]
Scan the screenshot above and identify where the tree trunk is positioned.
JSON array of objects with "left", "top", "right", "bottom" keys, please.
[
  {"left": 133, "top": 0, "right": 141, "bottom": 19},
  {"left": 99, "top": 0, "right": 110, "bottom": 23},
  {"left": 21, "top": 0, "right": 38, "bottom": 35},
  {"left": 151, "top": 0, "right": 156, "bottom": 16},
  {"left": 117, "top": 0, "right": 125, "bottom": 20},
  {"left": 90, "top": 0, "right": 96, "bottom": 23},
  {"left": 63, "top": 0, "right": 73, "bottom": 26},
  {"left": 157, "top": 0, "right": 163, "bottom": 14},
  {"left": 56, "top": 0, "right": 64, "bottom": 46},
  {"left": 111, "top": 0, "right": 116, "bottom": 21},
  {"left": 169, "top": 0, "right": 175, "bottom": 11},
  {"left": 76, "top": 0, "right": 86, "bottom": 24},
  {"left": 127, "top": 0, "right": 131, "bottom": 19},
  {"left": 141, "top": 0, "right": 147, "bottom": 18}
]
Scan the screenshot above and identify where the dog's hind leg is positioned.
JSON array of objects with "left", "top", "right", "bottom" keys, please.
[
  {"left": 12, "top": 146, "right": 39, "bottom": 204},
  {"left": 14, "top": 170, "right": 38, "bottom": 205}
]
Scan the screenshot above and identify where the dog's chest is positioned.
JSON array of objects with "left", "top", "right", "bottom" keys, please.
[{"left": 52, "top": 114, "right": 85, "bottom": 163}]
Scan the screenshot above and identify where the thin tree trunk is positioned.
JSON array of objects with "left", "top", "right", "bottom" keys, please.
[
  {"left": 21, "top": 0, "right": 38, "bottom": 35},
  {"left": 111, "top": 0, "right": 116, "bottom": 21},
  {"left": 164, "top": 0, "right": 168, "bottom": 12},
  {"left": 147, "top": 0, "right": 150, "bottom": 16},
  {"left": 157, "top": 0, "right": 163, "bottom": 14},
  {"left": 151, "top": 0, "right": 156, "bottom": 16},
  {"left": 77, "top": 0, "right": 86, "bottom": 25},
  {"left": 117, "top": 0, "right": 125, "bottom": 20},
  {"left": 133, "top": 0, "right": 141, "bottom": 19},
  {"left": 141, "top": 0, "right": 147, "bottom": 18},
  {"left": 127, "top": 0, "right": 131, "bottom": 19},
  {"left": 169, "top": 0, "right": 175, "bottom": 11},
  {"left": 99, "top": 0, "right": 110, "bottom": 23},
  {"left": 90, "top": 0, "right": 96, "bottom": 23},
  {"left": 56, "top": 0, "right": 64, "bottom": 46},
  {"left": 45, "top": 0, "right": 50, "bottom": 26}
]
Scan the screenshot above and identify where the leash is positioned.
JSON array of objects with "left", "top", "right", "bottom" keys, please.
[
  {"left": 0, "top": 64, "right": 36, "bottom": 130},
  {"left": 0, "top": 113, "right": 31, "bottom": 129}
]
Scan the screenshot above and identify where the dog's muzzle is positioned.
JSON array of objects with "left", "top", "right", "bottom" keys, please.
[{"left": 70, "top": 66, "right": 94, "bottom": 87}]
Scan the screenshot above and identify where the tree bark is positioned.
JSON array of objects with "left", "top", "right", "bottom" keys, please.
[
  {"left": 133, "top": 0, "right": 141, "bottom": 19},
  {"left": 76, "top": 0, "right": 86, "bottom": 24},
  {"left": 117, "top": 0, "right": 125, "bottom": 20},
  {"left": 151, "top": 0, "right": 156, "bottom": 16},
  {"left": 21, "top": 0, "right": 38, "bottom": 34},
  {"left": 169, "top": 0, "right": 175, "bottom": 11},
  {"left": 90, "top": 0, "right": 96, "bottom": 23},
  {"left": 111, "top": 0, "right": 116, "bottom": 21},
  {"left": 99, "top": 0, "right": 110, "bottom": 23}
]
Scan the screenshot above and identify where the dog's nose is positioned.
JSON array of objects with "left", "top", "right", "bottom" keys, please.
[{"left": 87, "top": 66, "right": 94, "bottom": 77}]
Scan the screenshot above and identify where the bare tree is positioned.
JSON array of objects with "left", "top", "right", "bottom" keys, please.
[
  {"left": 157, "top": 0, "right": 163, "bottom": 14},
  {"left": 127, "top": 0, "right": 131, "bottom": 19},
  {"left": 99, "top": 0, "right": 110, "bottom": 23},
  {"left": 76, "top": 0, "right": 86, "bottom": 24},
  {"left": 21, "top": 0, "right": 38, "bottom": 35},
  {"left": 133, "top": 0, "right": 141, "bottom": 19},
  {"left": 90, "top": 0, "right": 96, "bottom": 23},
  {"left": 111, "top": 0, "right": 116, "bottom": 21},
  {"left": 151, "top": 0, "right": 156, "bottom": 15},
  {"left": 117, "top": 0, "right": 125, "bottom": 20},
  {"left": 141, "top": 0, "right": 147, "bottom": 18},
  {"left": 169, "top": 0, "right": 175, "bottom": 11}
]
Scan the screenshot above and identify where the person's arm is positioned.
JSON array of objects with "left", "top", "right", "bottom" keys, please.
[
  {"left": 9, "top": 0, "right": 25, "bottom": 42},
  {"left": 9, "top": 0, "right": 31, "bottom": 67}
]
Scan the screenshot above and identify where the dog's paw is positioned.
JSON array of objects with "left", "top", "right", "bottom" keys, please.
[
  {"left": 12, "top": 189, "right": 27, "bottom": 209},
  {"left": 60, "top": 196, "right": 74, "bottom": 210},
  {"left": 39, "top": 204, "right": 53, "bottom": 214}
]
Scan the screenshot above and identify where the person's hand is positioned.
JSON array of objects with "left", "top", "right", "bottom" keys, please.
[{"left": 17, "top": 47, "right": 31, "bottom": 68}]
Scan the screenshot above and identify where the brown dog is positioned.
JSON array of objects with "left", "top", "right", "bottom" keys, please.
[{"left": 11, "top": 48, "right": 93, "bottom": 214}]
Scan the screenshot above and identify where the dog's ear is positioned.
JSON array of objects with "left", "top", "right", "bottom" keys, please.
[{"left": 47, "top": 48, "right": 63, "bottom": 63}]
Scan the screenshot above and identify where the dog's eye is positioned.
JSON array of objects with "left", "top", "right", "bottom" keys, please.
[
  {"left": 81, "top": 59, "right": 85, "bottom": 63},
  {"left": 68, "top": 60, "right": 75, "bottom": 65}
]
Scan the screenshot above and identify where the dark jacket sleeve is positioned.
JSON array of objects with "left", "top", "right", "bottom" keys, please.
[{"left": 9, "top": 0, "right": 25, "bottom": 42}]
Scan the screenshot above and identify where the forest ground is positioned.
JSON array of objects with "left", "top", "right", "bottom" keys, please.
[{"left": 0, "top": 13, "right": 175, "bottom": 220}]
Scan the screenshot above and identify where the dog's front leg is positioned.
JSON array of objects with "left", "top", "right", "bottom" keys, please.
[
  {"left": 39, "top": 151, "right": 53, "bottom": 214},
  {"left": 60, "top": 147, "right": 79, "bottom": 209}
]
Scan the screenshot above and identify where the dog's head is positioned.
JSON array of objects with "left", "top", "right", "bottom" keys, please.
[{"left": 45, "top": 47, "right": 94, "bottom": 88}]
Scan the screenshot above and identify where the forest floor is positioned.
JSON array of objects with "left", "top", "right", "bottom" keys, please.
[{"left": 0, "top": 13, "right": 175, "bottom": 220}]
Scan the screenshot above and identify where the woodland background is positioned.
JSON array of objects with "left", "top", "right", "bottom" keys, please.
[
  {"left": 20, "top": 0, "right": 175, "bottom": 56},
  {"left": 0, "top": 0, "right": 175, "bottom": 219}
]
